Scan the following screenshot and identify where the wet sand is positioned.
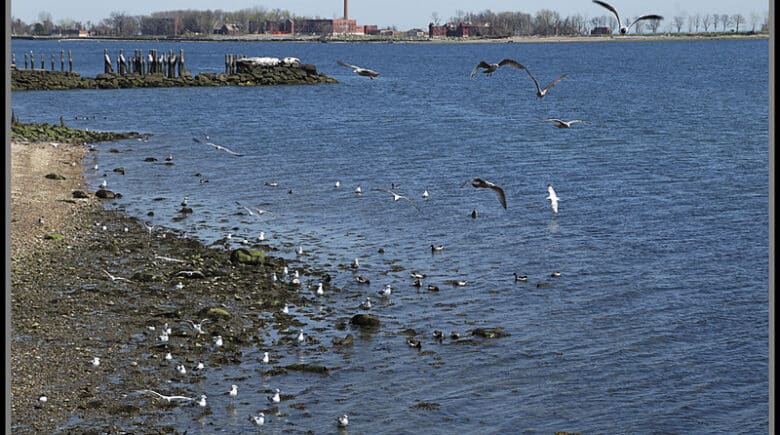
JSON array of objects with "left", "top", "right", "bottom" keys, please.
[{"left": 9, "top": 140, "right": 330, "bottom": 433}]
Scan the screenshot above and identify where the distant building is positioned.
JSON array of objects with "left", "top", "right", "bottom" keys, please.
[
  {"left": 591, "top": 26, "right": 612, "bottom": 35},
  {"left": 214, "top": 23, "right": 242, "bottom": 35},
  {"left": 429, "top": 22, "right": 472, "bottom": 38},
  {"left": 78, "top": 30, "right": 89, "bottom": 38},
  {"left": 406, "top": 28, "right": 427, "bottom": 37},
  {"left": 364, "top": 25, "right": 379, "bottom": 35},
  {"left": 261, "top": 19, "right": 295, "bottom": 34}
]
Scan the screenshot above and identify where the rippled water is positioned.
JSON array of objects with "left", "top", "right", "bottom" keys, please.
[{"left": 11, "top": 38, "right": 769, "bottom": 433}]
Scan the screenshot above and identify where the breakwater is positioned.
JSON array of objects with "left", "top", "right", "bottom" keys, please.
[{"left": 11, "top": 52, "right": 338, "bottom": 91}]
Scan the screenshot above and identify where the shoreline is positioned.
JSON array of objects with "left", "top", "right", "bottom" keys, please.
[
  {"left": 11, "top": 32, "right": 769, "bottom": 44},
  {"left": 9, "top": 138, "right": 341, "bottom": 432}
]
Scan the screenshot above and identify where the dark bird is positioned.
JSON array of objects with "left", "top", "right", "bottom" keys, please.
[
  {"left": 461, "top": 177, "right": 507, "bottom": 209},
  {"left": 469, "top": 59, "right": 525, "bottom": 78},
  {"left": 522, "top": 68, "right": 568, "bottom": 98},
  {"left": 544, "top": 118, "right": 585, "bottom": 128},
  {"left": 592, "top": 0, "right": 663, "bottom": 34},
  {"left": 337, "top": 60, "right": 380, "bottom": 79}
]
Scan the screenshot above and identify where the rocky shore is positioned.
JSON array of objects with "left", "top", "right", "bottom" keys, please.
[
  {"left": 9, "top": 132, "right": 357, "bottom": 433},
  {"left": 11, "top": 60, "right": 338, "bottom": 91}
]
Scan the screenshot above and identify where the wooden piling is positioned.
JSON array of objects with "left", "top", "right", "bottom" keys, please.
[
  {"left": 60, "top": 50, "right": 65, "bottom": 72},
  {"left": 68, "top": 50, "right": 73, "bottom": 72}
]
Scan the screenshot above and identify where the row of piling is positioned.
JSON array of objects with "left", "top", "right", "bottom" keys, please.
[
  {"left": 11, "top": 48, "right": 189, "bottom": 78},
  {"left": 12, "top": 50, "right": 74, "bottom": 72}
]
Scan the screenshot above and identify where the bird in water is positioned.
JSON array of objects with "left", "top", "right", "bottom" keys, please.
[
  {"left": 469, "top": 58, "right": 525, "bottom": 77},
  {"left": 462, "top": 177, "right": 507, "bottom": 209},
  {"left": 544, "top": 118, "right": 585, "bottom": 128},
  {"left": 546, "top": 184, "right": 560, "bottom": 214},
  {"left": 521, "top": 67, "right": 568, "bottom": 98},
  {"left": 337, "top": 60, "right": 380, "bottom": 79},
  {"left": 592, "top": 0, "right": 663, "bottom": 34},
  {"left": 513, "top": 272, "right": 528, "bottom": 282},
  {"left": 337, "top": 414, "right": 349, "bottom": 427}
]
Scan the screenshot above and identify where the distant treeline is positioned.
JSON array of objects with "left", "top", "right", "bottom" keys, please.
[{"left": 11, "top": 7, "right": 770, "bottom": 37}]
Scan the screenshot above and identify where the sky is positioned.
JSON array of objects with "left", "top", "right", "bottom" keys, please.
[{"left": 10, "top": 0, "right": 772, "bottom": 30}]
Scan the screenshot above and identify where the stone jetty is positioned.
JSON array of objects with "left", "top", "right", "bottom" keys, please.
[{"left": 11, "top": 55, "right": 338, "bottom": 91}]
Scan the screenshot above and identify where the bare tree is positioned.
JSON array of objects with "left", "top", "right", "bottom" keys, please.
[
  {"left": 693, "top": 14, "right": 701, "bottom": 32},
  {"left": 701, "top": 14, "right": 711, "bottom": 31},
  {"left": 672, "top": 15, "right": 685, "bottom": 32},
  {"left": 687, "top": 15, "right": 694, "bottom": 32},
  {"left": 647, "top": 18, "right": 662, "bottom": 33},
  {"left": 430, "top": 11, "right": 440, "bottom": 26},
  {"left": 732, "top": 14, "right": 744, "bottom": 32},
  {"left": 749, "top": 12, "right": 761, "bottom": 32},
  {"left": 712, "top": 14, "right": 720, "bottom": 31}
]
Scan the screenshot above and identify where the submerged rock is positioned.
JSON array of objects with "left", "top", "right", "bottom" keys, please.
[
  {"left": 349, "top": 314, "right": 380, "bottom": 330},
  {"left": 471, "top": 327, "right": 510, "bottom": 339}
]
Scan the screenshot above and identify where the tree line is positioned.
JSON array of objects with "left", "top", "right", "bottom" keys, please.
[{"left": 11, "top": 7, "right": 770, "bottom": 37}]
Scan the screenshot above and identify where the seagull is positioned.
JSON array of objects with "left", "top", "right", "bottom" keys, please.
[
  {"left": 214, "top": 335, "right": 223, "bottom": 347},
  {"left": 355, "top": 275, "right": 371, "bottom": 285},
  {"left": 337, "top": 414, "right": 349, "bottom": 428},
  {"left": 195, "top": 362, "right": 205, "bottom": 371},
  {"left": 337, "top": 60, "right": 380, "bottom": 78},
  {"left": 360, "top": 297, "right": 372, "bottom": 310},
  {"left": 261, "top": 352, "right": 270, "bottom": 363},
  {"left": 316, "top": 282, "right": 325, "bottom": 296},
  {"left": 99, "top": 179, "right": 107, "bottom": 189},
  {"left": 193, "top": 137, "right": 243, "bottom": 156},
  {"left": 195, "top": 394, "right": 208, "bottom": 407},
  {"left": 351, "top": 258, "right": 360, "bottom": 269},
  {"left": 297, "top": 330, "right": 305, "bottom": 344},
  {"left": 422, "top": 190, "right": 429, "bottom": 199},
  {"left": 335, "top": 180, "right": 341, "bottom": 188},
  {"left": 139, "top": 389, "right": 194, "bottom": 403},
  {"left": 165, "top": 352, "right": 173, "bottom": 361},
  {"left": 406, "top": 337, "right": 422, "bottom": 349},
  {"left": 462, "top": 177, "right": 507, "bottom": 209},
  {"left": 410, "top": 271, "right": 426, "bottom": 279},
  {"left": 513, "top": 272, "right": 529, "bottom": 282},
  {"left": 427, "top": 284, "right": 440, "bottom": 292},
  {"left": 185, "top": 319, "right": 211, "bottom": 335},
  {"left": 544, "top": 118, "right": 585, "bottom": 128},
  {"left": 551, "top": 271, "right": 561, "bottom": 277},
  {"left": 431, "top": 244, "right": 444, "bottom": 252},
  {"left": 354, "top": 185, "right": 362, "bottom": 195},
  {"left": 176, "top": 364, "right": 187, "bottom": 375},
  {"left": 374, "top": 188, "right": 420, "bottom": 211},
  {"left": 281, "top": 303, "right": 289, "bottom": 314},
  {"left": 228, "top": 384, "right": 238, "bottom": 401},
  {"left": 251, "top": 413, "right": 265, "bottom": 426},
  {"left": 546, "top": 184, "right": 560, "bottom": 214},
  {"left": 377, "top": 284, "right": 392, "bottom": 297},
  {"left": 469, "top": 58, "right": 525, "bottom": 77},
  {"left": 91, "top": 357, "right": 101, "bottom": 367},
  {"left": 268, "top": 388, "right": 281, "bottom": 403},
  {"left": 258, "top": 231, "right": 266, "bottom": 241},
  {"left": 522, "top": 67, "right": 568, "bottom": 98},
  {"left": 103, "top": 269, "right": 132, "bottom": 283},
  {"left": 174, "top": 281, "right": 184, "bottom": 290},
  {"left": 592, "top": 0, "right": 664, "bottom": 34}
]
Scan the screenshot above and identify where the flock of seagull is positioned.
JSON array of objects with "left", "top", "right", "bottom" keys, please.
[{"left": 86, "top": 3, "right": 666, "bottom": 430}]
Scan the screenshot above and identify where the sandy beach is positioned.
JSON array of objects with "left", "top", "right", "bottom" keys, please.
[{"left": 9, "top": 139, "right": 331, "bottom": 433}]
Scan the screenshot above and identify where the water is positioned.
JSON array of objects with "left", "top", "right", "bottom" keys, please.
[{"left": 11, "top": 38, "right": 769, "bottom": 434}]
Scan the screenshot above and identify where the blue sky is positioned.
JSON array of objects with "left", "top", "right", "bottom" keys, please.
[{"left": 10, "top": 0, "right": 771, "bottom": 30}]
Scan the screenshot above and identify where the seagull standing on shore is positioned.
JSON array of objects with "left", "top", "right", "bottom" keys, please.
[
  {"left": 337, "top": 60, "right": 380, "bottom": 79},
  {"left": 462, "top": 177, "right": 507, "bottom": 209},
  {"left": 592, "top": 0, "right": 663, "bottom": 34},
  {"left": 469, "top": 59, "right": 525, "bottom": 77},
  {"left": 546, "top": 184, "right": 560, "bottom": 214}
]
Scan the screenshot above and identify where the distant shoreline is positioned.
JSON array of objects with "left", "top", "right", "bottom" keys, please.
[{"left": 11, "top": 32, "right": 769, "bottom": 44}]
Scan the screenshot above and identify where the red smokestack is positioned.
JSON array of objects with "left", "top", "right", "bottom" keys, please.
[{"left": 344, "top": 0, "right": 348, "bottom": 20}]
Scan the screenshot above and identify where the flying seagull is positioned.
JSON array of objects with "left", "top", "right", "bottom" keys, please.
[
  {"left": 469, "top": 59, "right": 525, "bottom": 78},
  {"left": 546, "top": 184, "right": 560, "bottom": 214},
  {"left": 544, "top": 118, "right": 585, "bottom": 128},
  {"left": 374, "top": 188, "right": 421, "bottom": 211},
  {"left": 192, "top": 137, "right": 243, "bottom": 156},
  {"left": 522, "top": 68, "right": 568, "bottom": 98},
  {"left": 336, "top": 60, "right": 380, "bottom": 79},
  {"left": 139, "top": 389, "right": 195, "bottom": 403},
  {"left": 461, "top": 177, "right": 507, "bottom": 209},
  {"left": 592, "top": 0, "right": 663, "bottom": 34}
]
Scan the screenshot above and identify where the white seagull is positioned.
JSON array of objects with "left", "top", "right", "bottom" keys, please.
[
  {"left": 139, "top": 389, "right": 194, "bottom": 403},
  {"left": 228, "top": 384, "right": 238, "bottom": 400},
  {"left": 268, "top": 388, "right": 281, "bottom": 403},
  {"left": 337, "top": 60, "right": 380, "bottom": 79},
  {"left": 337, "top": 414, "right": 350, "bottom": 427},
  {"left": 544, "top": 118, "right": 585, "bottom": 128},
  {"left": 377, "top": 284, "right": 392, "bottom": 297},
  {"left": 354, "top": 185, "right": 362, "bottom": 195},
  {"left": 470, "top": 58, "right": 525, "bottom": 77},
  {"left": 185, "top": 319, "right": 211, "bottom": 335},
  {"left": 296, "top": 330, "right": 305, "bottom": 344},
  {"left": 261, "top": 351, "right": 270, "bottom": 363},
  {"left": 592, "top": 0, "right": 664, "bottom": 34},
  {"left": 193, "top": 137, "right": 243, "bottom": 156},
  {"left": 462, "top": 177, "right": 507, "bottom": 209},
  {"left": 103, "top": 269, "right": 132, "bottom": 283},
  {"left": 251, "top": 413, "right": 265, "bottom": 426},
  {"left": 91, "top": 357, "right": 101, "bottom": 367},
  {"left": 374, "top": 188, "right": 420, "bottom": 211},
  {"left": 546, "top": 184, "right": 560, "bottom": 214},
  {"left": 214, "top": 335, "right": 223, "bottom": 347}
]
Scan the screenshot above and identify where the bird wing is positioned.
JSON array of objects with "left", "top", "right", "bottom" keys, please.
[
  {"left": 592, "top": 0, "right": 622, "bottom": 28},
  {"left": 337, "top": 60, "right": 358, "bottom": 70},
  {"left": 629, "top": 14, "right": 663, "bottom": 28},
  {"left": 542, "top": 73, "right": 568, "bottom": 93},
  {"left": 469, "top": 61, "right": 491, "bottom": 77},
  {"left": 498, "top": 59, "right": 525, "bottom": 70},
  {"left": 523, "top": 68, "right": 542, "bottom": 93},
  {"left": 544, "top": 118, "right": 564, "bottom": 125},
  {"left": 489, "top": 184, "right": 507, "bottom": 209}
]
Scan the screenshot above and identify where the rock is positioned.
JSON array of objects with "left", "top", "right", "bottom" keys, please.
[
  {"left": 44, "top": 233, "right": 64, "bottom": 240},
  {"left": 332, "top": 334, "right": 354, "bottom": 346},
  {"left": 471, "top": 327, "right": 510, "bottom": 339},
  {"left": 95, "top": 189, "right": 115, "bottom": 199},
  {"left": 349, "top": 314, "right": 380, "bottom": 329},
  {"left": 72, "top": 190, "right": 89, "bottom": 198},
  {"left": 230, "top": 248, "right": 266, "bottom": 265},
  {"left": 45, "top": 173, "right": 66, "bottom": 180}
]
